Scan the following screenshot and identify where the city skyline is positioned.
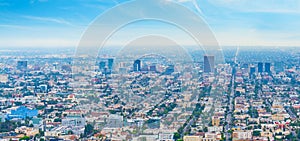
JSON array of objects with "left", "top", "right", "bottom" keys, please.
[{"left": 1, "top": 1, "right": 300, "bottom": 141}]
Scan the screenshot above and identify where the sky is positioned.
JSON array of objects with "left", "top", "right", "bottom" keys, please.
[{"left": 0, "top": 0, "right": 300, "bottom": 48}]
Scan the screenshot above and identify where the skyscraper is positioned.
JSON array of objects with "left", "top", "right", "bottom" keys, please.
[
  {"left": 258, "top": 62, "right": 263, "bottom": 73},
  {"left": 250, "top": 66, "right": 256, "bottom": 75},
  {"left": 133, "top": 60, "right": 141, "bottom": 72},
  {"left": 204, "top": 55, "right": 215, "bottom": 73},
  {"left": 265, "top": 63, "right": 271, "bottom": 73},
  {"left": 99, "top": 61, "right": 106, "bottom": 70},
  {"left": 108, "top": 58, "right": 114, "bottom": 70},
  {"left": 249, "top": 66, "right": 256, "bottom": 79}
]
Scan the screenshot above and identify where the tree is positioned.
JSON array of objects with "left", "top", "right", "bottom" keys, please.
[
  {"left": 253, "top": 130, "right": 261, "bottom": 136},
  {"left": 297, "top": 129, "right": 300, "bottom": 139},
  {"left": 84, "top": 124, "right": 94, "bottom": 137},
  {"left": 14, "top": 102, "right": 23, "bottom": 106},
  {"left": 203, "top": 127, "right": 208, "bottom": 132},
  {"left": 173, "top": 132, "right": 181, "bottom": 140},
  {"left": 19, "top": 136, "right": 30, "bottom": 141},
  {"left": 54, "top": 118, "right": 62, "bottom": 122},
  {"left": 220, "top": 133, "right": 226, "bottom": 141},
  {"left": 68, "top": 130, "right": 74, "bottom": 135},
  {"left": 285, "top": 133, "right": 293, "bottom": 140}
]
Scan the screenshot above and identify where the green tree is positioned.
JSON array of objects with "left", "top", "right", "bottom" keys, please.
[
  {"left": 173, "top": 132, "right": 181, "bottom": 140},
  {"left": 54, "top": 118, "right": 62, "bottom": 122},
  {"left": 253, "top": 130, "right": 261, "bottom": 136},
  {"left": 19, "top": 136, "right": 30, "bottom": 141},
  {"left": 84, "top": 124, "right": 94, "bottom": 137},
  {"left": 68, "top": 130, "right": 74, "bottom": 135},
  {"left": 297, "top": 129, "right": 300, "bottom": 139},
  {"left": 14, "top": 102, "right": 23, "bottom": 106}
]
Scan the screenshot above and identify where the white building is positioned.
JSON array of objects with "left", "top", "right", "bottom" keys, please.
[{"left": 158, "top": 132, "right": 174, "bottom": 141}]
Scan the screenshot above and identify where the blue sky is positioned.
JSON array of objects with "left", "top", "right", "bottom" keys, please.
[{"left": 0, "top": 0, "right": 300, "bottom": 48}]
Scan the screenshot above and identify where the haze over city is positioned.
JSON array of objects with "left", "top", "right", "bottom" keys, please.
[{"left": 1, "top": 0, "right": 300, "bottom": 141}]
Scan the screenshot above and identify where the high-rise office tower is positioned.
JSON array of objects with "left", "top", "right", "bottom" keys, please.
[
  {"left": 99, "top": 61, "right": 106, "bottom": 70},
  {"left": 103, "top": 67, "right": 108, "bottom": 75},
  {"left": 133, "top": 60, "right": 141, "bottom": 72},
  {"left": 108, "top": 58, "right": 114, "bottom": 70},
  {"left": 204, "top": 55, "right": 215, "bottom": 73},
  {"left": 258, "top": 62, "right": 263, "bottom": 73},
  {"left": 265, "top": 63, "right": 271, "bottom": 73},
  {"left": 250, "top": 66, "right": 256, "bottom": 75},
  {"left": 17, "top": 61, "right": 28, "bottom": 70}
]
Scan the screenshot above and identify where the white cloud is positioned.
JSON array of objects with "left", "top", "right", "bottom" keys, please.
[
  {"left": 0, "top": 24, "right": 31, "bottom": 29},
  {"left": 22, "top": 15, "right": 73, "bottom": 26},
  {"left": 176, "top": 0, "right": 192, "bottom": 2}
]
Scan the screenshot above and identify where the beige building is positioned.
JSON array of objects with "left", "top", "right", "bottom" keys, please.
[
  {"left": 183, "top": 136, "right": 202, "bottom": 141},
  {"left": 232, "top": 131, "right": 252, "bottom": 141},
  {"left": 211, "top": 116, "right": 220, "bottom": 126},
  {"left": 272, "top": 114, "right": 285, "bottom": 121}
]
